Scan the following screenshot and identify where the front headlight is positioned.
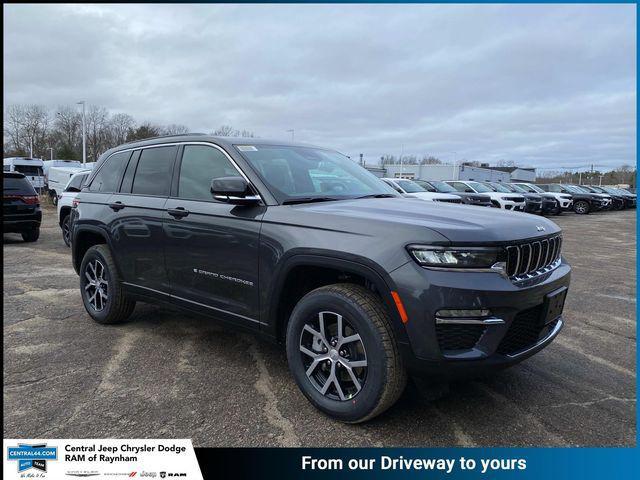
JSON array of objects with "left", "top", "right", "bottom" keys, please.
[{"left": 407, "top": 245, "right": 502, "bottom": 269}]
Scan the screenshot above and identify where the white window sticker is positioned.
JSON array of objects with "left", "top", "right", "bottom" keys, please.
[{"left": 237, "top": 145, "right": 258, "bottom": 151}]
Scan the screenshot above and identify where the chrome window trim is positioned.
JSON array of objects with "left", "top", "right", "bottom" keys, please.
[{"left": 94, "top": 141, "right": 265, "bottom": 203}]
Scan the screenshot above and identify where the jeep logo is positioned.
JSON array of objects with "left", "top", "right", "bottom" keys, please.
[{"left": 536, "top": 226, "right": 545, "bottom": 232}]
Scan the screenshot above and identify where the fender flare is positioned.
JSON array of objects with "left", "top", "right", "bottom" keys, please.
[
  {"left": 72, "top": 224, "right": 113, "bottom": 274},
  {"left": 266, "top": 250, "right": 410, "bottom": 344}
]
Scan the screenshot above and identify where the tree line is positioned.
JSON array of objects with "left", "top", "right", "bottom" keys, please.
[
  {"left": 3, "top": 104, "right": 254, "bottom": 162},
  {"left": 538, "top": 165, "right": 636, "bottom": 187}
]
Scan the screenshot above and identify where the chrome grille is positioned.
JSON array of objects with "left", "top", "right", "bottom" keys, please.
[{"left": 505, "top": 235, "right": 562, "bottom": 280}]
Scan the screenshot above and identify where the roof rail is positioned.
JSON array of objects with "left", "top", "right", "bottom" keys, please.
[{"left": 119, "top": 132, "right": 208, "bottom": 146}]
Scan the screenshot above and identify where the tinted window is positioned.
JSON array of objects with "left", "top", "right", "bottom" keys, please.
[
  {"left": 396, "top": 180, "right": 425, "bottom": 193},
  {"left": 178, "top": 145, "right": 239, "bottom": 200},
  {"left": 14, "top": 165, "right": 43, "bottom": 176},
  {"left": 66, "top": 173, "right": 89, "bottom": 191},
  {"left": 4, "top": 175, "right": 37, "bottom": 195},
  {"left": 3, "top": 165, "right": 10, "bottom": 172},
  {"left": 89, "top": 151, "right": 131, "bottom": 193},
  {"left": 131, "top": 146, "right": 177, "bottom": 196},
  {"left": 448, "top": 182, "right": 468, "bottom": 192},
  {"left": 120, "top": 151, "right": 140, "bottom": 193}
]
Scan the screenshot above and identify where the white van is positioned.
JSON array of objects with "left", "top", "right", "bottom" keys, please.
[
  {"left": 43, "top": 159, "right": 82, "bottom": 179},
  {"left": 3, "top": 157, "right": 46, "bottom": 190}
]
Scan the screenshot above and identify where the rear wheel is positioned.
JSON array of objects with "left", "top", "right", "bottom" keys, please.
[
  {"left": 50, "top": 192, "right": 58, "bottom": 206},
  {"left": 286, "top": 284, "right": 406, "bottom": 423},
  {"left": 61, "top": 215, "right": 71, "bottom": 247},
  {"left": 80, "top": 245, "right": 135, "bottom": 324},
  {"left": 573, "top": 200, "right": 590, "bottom": 214},
  {"left": 21, "top": 228, "right": 40, "bottom": 242}
]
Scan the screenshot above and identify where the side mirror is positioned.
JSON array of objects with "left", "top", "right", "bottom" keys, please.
[
  {"left": 210, "top": 176, "right": 260, "bottom": 205},
  {"left": 465, "top": 188, "right": 474, "bottom": 193}
]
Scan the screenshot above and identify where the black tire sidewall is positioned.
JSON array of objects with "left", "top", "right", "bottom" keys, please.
[
  {"left": 80, "top": 246, "right": 114, "bottom": 323},
  {"left": 62, "top": 216, "right": 71, "bottom": 247},
  {"left": 21, "top": 229, "right": 40, "bottom": 242},
  {"left": 286, "top": 290, "right": 388, "bottom": 422}
]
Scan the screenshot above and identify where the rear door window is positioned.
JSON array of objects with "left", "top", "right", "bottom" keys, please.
[
  {"left": 131, "top": 146, "right": 177, "bottom": 196},
  {"left": 89, "top": 151, "right": 131, "bottom": 193}
]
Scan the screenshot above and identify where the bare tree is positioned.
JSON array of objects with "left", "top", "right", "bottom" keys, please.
[
  {"left": 162, "top": 124, "right": 190, "bottom": 135},
  {"left": 4, "top": 104, "right": 49, "bottom": 157},
  {"left": 212, "top": 125, "right": 255, "bottom": 137},
  {"left": 109, "top": 113, "right": 136, "bottom": 145},
  {"left": 420, "top": 155, "right": 442, "bottom": 165},
  {"left": 85, "top": 105, "right": 111, "bottom": 162}
]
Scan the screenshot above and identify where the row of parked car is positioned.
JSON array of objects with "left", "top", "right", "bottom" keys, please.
[
  {"left": 2, "top": 166, "right": 636, "bottom": 247},
  {"left": 380, "top": 177, "right": 636, "bottom": 215}
]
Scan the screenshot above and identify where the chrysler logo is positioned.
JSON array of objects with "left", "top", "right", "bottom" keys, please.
[{"left": 536, "top": 226, "right": 546, "bottom": 232}]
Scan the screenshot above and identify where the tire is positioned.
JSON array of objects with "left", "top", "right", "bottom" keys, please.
[
  {"left": 286, "top": 283, "right": 407, "bottom": 423},
  {"left": 21, "top": 228, "right": 40, "bottom": 242},
  {"left": 80, "top": 244, "right": 135, "bottom": 324},
  {"left": 61, "top": 215, "right": 72, "bottom": 247},
  {"left": 573, "top": 200, "right": 590, "bottom": 214},
  {"left": 51, "top": 193, "right": 58, "bottom": 206}
]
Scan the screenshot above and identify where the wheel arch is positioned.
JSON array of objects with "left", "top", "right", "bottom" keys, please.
[
  {"left": 72, "top": 225, "right": 113, "bottom": 274},
  {"left": 266, "top": 252, "right": 410, "bottom": 345}
]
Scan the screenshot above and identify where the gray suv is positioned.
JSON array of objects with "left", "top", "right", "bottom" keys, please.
[{"left": 71, "top": 135, "right": 571, "bottom": 422}]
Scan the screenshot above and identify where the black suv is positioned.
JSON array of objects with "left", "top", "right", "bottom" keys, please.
[
  {"left": 538, "top": 184, "right": 609, "bottom": 214},
  {"left": 3, "top": 172, "right": 42, "bottom": 242},
  {"left": 71, "top": 136, "right": 571, "bottom": 422}
]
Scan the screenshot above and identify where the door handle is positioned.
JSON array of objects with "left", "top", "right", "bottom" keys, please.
[
  {"left": 109, "top": 201, "right": 125, "bottom": 211},
  {"left": 167, "top": 207, "right": 190, "bottom": 218}
]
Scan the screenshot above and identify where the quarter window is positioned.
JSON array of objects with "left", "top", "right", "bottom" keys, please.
[
  {"left": 131, "top": 146, "right": 177, "bottom": 196},
  {"left": 178, "top": 145, "right": 239, "bottom": 200},
  {"left": 89, "top": 151, "right": 131, "bottom": 193}
]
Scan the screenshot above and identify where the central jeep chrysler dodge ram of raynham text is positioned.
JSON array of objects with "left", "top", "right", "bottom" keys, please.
[{"left": 71, "top": 135, "right": 571, "bottom": 422}]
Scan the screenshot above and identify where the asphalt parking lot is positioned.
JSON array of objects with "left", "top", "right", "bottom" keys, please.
[{"left": 3, "top": 205, "right": 636, "bottom": 447}]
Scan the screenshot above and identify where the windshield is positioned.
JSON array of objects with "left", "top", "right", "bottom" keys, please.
[
  {"left": 427, "top": 180, "right": 456, "bottom": 193},
  {"left": 396, "top": 179, "right": 426, "bottom": 193},
  {"left": 508, "top": 184, "right": 527, "bottom": 193},
  {"left": 14, "top": 165, "right": 43, "bottom": 176},
  {"left": 489, "top": 182, "right": 514, "bottom": 193},
  {"left": 236, "top": 144, "right": 398, "bottom": 203},
  {"left": 565, "top": 185, "right": 588, "bottom": 194},
  {"left": 412, "top": 180, "right": 437, "bottom": 192},
  {"left": 466, "top": 181, "right": 493, "bottom": 193},
  {"left": 526, "top": 184, "right": 545, "bottom": 193}
]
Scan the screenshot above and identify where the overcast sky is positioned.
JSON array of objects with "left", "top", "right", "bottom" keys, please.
[{"left": 4, "top": 4, "right": 637, "bottom": 169}]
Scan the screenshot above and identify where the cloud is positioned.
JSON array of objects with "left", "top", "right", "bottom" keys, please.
[{"left": 3, "top": 4, "right": 636, "bottom": 168}]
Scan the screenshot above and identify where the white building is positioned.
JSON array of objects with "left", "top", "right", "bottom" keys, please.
[{"left": 375, "top": 163, "right": 533, "bottom": 183}]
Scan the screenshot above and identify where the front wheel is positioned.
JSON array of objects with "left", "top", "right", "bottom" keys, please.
[
  {"left": 574, "top": 200, "right": 590, "bottom": 214},
  {"left": 286, "top": 284, "right": 406, "bottom": 423},
  {"left": 80, "top": 244, "right": 135, "bottom": 324}
]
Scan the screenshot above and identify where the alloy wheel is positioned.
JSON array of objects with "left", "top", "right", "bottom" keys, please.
[
  {"left": 575, "top": 201, "right": 588, "bottom": 214},
  {"left": 299, "top": 311, "right": 367, "bottom": 401},
  {"left": 84, "top": 259, "right": 108, "bottom": 311}
]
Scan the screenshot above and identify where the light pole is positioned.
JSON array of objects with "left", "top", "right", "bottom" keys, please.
[
  {"left": 77, "top": 101, "right": 86, "bottom": 164},
  {"left": 48, "top": 147, "right": 53, "bottom": 160},
  {"left": 286, "top": 129, "right": 294, "bottom": 141}
]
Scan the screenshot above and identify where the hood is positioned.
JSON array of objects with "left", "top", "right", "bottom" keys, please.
[
  {"left": 282, "top": 197, "right": 561, "bottom": 244},
  {"left": 408, "top": 192, "right": 461, "bottom": 201}
]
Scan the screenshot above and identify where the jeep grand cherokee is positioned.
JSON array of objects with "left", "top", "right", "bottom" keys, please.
[{"left": 71, "top": 135, "right": 571, "bottom": 423}]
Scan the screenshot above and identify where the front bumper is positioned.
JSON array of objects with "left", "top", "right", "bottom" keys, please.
[
  {"left": 500, "top": 200, "right": 526, "bottom": 211},
  {"left": 390, "top": 258, "right": 571, "bottom": 378}
]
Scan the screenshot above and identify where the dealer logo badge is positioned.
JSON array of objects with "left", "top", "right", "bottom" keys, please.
[{"left": 7, "top": 443, "right": 58, "bottom": 473}]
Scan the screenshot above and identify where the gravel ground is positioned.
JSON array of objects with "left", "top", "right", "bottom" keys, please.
[{"left": 3, "top": 205, "right": 636, "bottom": 446}]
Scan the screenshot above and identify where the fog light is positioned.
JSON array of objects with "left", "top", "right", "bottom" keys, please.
[{"left": 436, "top": 309, "right": 491, "bottom": 318}]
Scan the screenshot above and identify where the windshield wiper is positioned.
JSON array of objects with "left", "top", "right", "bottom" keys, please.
[
  {"left": 354, "top": 193, "right": 397, "bottom": 199},
  {"left": 282, "top": 196, "right": 342, "bottom": 205}
]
